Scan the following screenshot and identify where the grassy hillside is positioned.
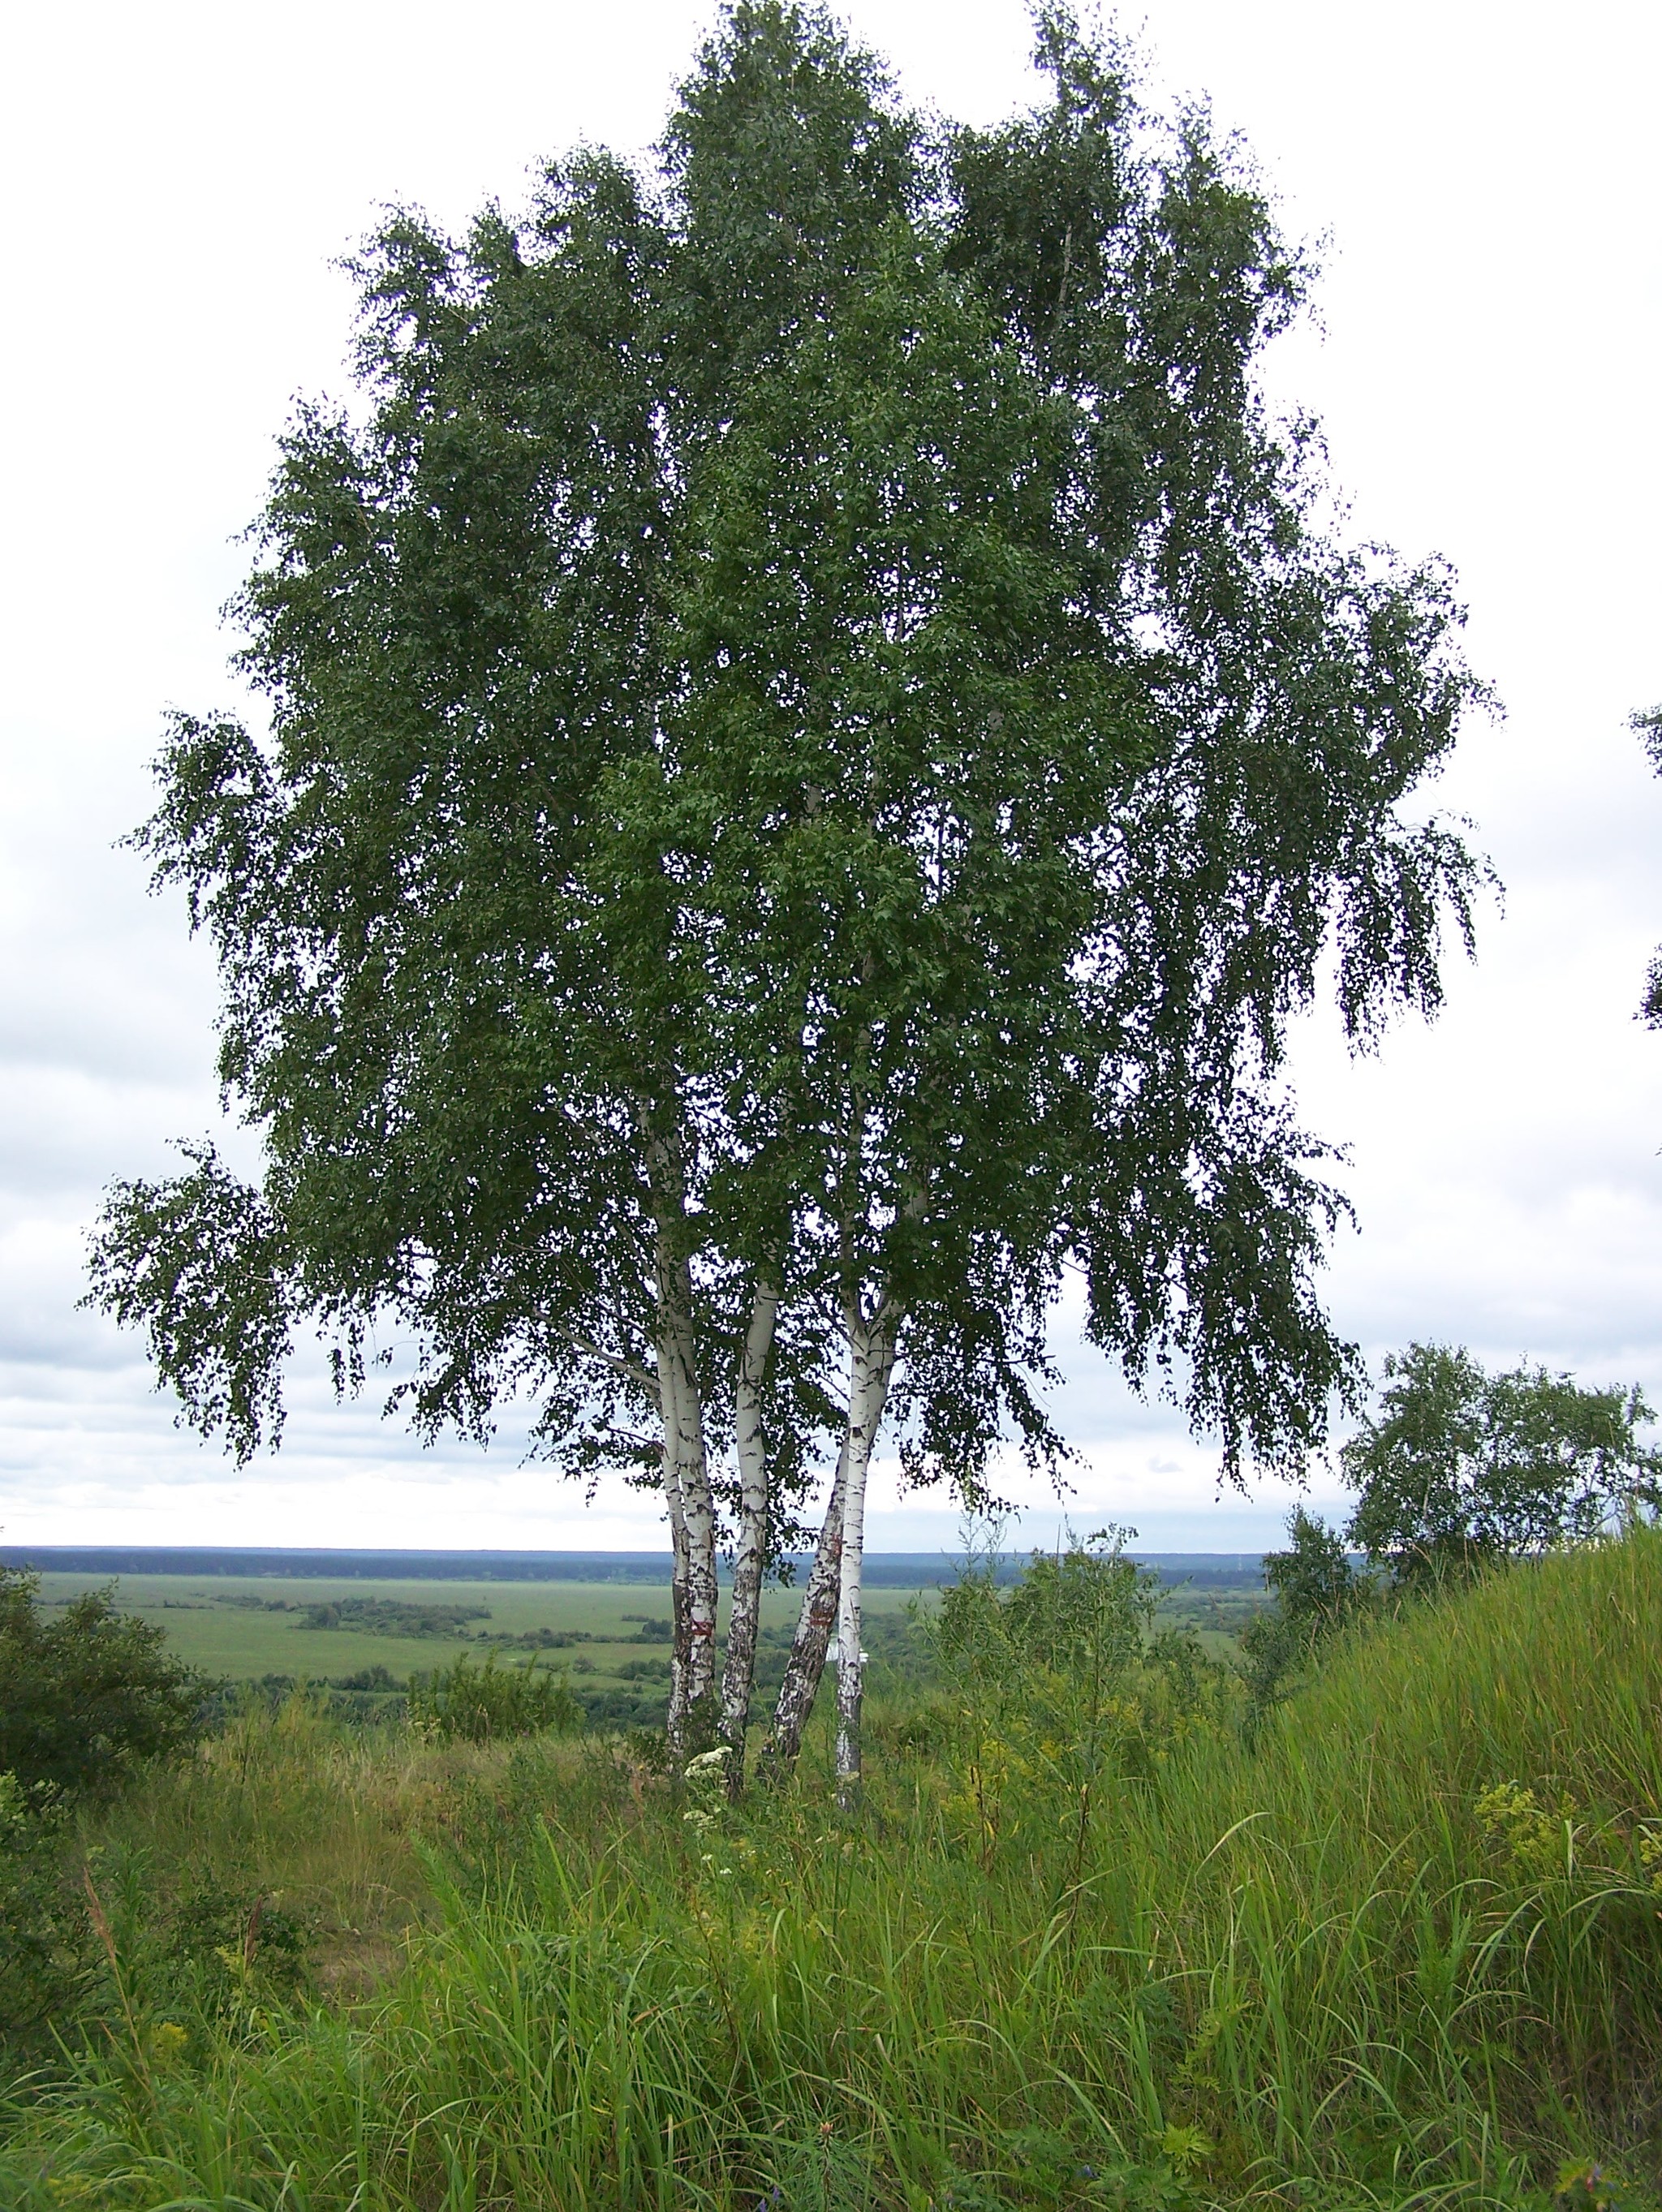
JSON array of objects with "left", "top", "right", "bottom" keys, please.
[{"left": 4, "top": 1537, "right": 1660, "bottom": 2209}]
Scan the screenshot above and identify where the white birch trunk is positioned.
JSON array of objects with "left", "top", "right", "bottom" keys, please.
[
  {"left": 655, "top": 1336, "right": 693, "bottom": 1751},
  {"left": 666, "top": 1298, "right": 719, "bottom": 1731},
  {"left": 763, "top": 1437, "right": 846, "bottom": 1777},
  {"left": 834, "top": 1314, "right": 896, "bottom": 1807},
  {"left": 719, "top": 1276, "right": 779, "bottom": 1791},
  {"left": 645, "top": 1110, "right": 717, "bottom": 1755}
]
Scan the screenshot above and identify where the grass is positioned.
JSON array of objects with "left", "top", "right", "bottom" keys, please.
[{"left": 5, "top": 1537, "right": 1660, "bottom": 2209}]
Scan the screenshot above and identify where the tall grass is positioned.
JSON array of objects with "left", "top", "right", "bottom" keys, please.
[{"left": 6, "top": 1537, "right": 1661, "bottom": 2210}]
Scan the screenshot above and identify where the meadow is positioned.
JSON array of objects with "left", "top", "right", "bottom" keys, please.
[
  {"left": 2, "top": 1534, "right": 1659, "bottom": 2209},
  {"left": 28, "top": 1572, "right": 915, "bottom": 1687},
  {"left": 28, "top": 1569, "right": 1254, "bottom": 1689}
]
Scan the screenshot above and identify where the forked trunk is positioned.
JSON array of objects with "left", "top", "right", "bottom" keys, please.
[
  {"left": 760, "top": 1440, "right": 847, "bottom": 1778},
  {"left": 719, "top": 1276, "right": 780, "bottom": 1793}
]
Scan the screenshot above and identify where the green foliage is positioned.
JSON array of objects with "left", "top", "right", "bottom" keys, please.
[
  {"left": 0, "top": 1774, "right": 85, "bottom": 2054},
  {"left": 928, "top": 1532, "right": 1238, "bottom": 1866},
  {"left": 77, "top": 1843, "right": 316, "bottom": 2067},
  {"left": 933, "top": 1528, "right": 1154, "bottom": 1711},
  {"left": 1559, "top": 2158, "right": 1649, "bottom": 2212},
  {"left": 1238, "top": 1505, "right": 1367, "bottom": 1711},
  {"left": 0, "top": 1568, "right": 207, "bottom": 1798},
  {"left": 1341, "top": 1341, "right": 1660, "bottom": 1582},
  {"left": 1264, "top": 1504, "right": 1358, "bottom": 1625},
  {"left": 85, "top": 0, "right": 1487, "bottom": 1624},
  {"left": 291, "top": 1596, "right": 490, "bottom": 1637},
  {"left": 155, "top": 1868, "right": 312, "bottom": 2034},
  {"left": 407, "top": 1650, "right": 581, "bottom": 1743}
]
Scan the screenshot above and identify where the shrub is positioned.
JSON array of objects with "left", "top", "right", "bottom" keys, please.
[
  {"left": 1238, "top": 1507, "right": 1370, "bottom": 1712},
  {"left": 407, "top": 1650, "right": 580, "bottom": 1742},
  {"left": 932, "top": 1529, "right": 1155, "bottom": 1709},
  {"left": 0, "top": 1772, "right": 84, "bottom": 2051},
  {"left": 0, "top": 1569, "right": 208, "bottom": 1797},
  {"left": 159, "top": 1868, "right": 312, "bottom": 2035},
  {"left": 928, "top": 1533, "right": 1238, "bottom": 1865}
]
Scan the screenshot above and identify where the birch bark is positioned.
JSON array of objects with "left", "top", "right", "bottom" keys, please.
[
  {"left": 834, "top": 1311, "right": 897, "bottom": 1806},
  {"left": 654, "top": 1336, "right": 693, "bottom": 1748},
  {"left": 646, "top": 1115, "right": 718, "bottom": 1754},
  {"left": 665, "top": 1293, "right": 719, "bottom": 1732},
  {"left": 762, "top": 1437, "right": 846, "bottom": 1775},
  {"left": 719, "top": 1276, "right": 780, "bottom": 1791}
]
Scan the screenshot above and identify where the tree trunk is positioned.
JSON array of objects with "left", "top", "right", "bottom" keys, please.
[
  {"left": 719, "top": 1276, "right": 779, "bottom": 1793},
  {"left": 834, "top": 1315, "right": 896, "bottom": 1810},
  {"left": 648, "top": 1117, "right": 717, "bottom": 1758},
  {"left": 657, "top": 1340, "right": 694, "bottom": 1752},
  {"left": 761, "top": 1439, "right": 847, "bottom": 1777},
  {"left": 666, "top": 1297, "right": 719, "bottom": 1742}
]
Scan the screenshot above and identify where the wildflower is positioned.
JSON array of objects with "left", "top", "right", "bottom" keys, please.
[{"left": 1557, "top": 2158, "right": 1634, "bottom": 2211}]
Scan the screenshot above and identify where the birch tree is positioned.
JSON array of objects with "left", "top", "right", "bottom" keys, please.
[
  {"left": 85, "top": 3, "right": 904, "bottom": 1758},
  {"left": 716, "top": 14, "right": 1492, "bottom": 1791},
  {"left": 88, "top": 4, "right": 1485, "bottom": 1789}
]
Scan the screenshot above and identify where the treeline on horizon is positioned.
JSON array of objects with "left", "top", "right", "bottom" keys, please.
[{"left": 0, "top": 1546, "right": 1266, "bottom": 1587}]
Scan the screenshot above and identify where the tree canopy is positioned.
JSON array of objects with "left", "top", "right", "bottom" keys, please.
[
  {"left": 1341, "top": 1342, "right": 1660, "bottom": 1582},
  {"left": 88, "top": 2, "right": 1486, "bottom": 1779}
]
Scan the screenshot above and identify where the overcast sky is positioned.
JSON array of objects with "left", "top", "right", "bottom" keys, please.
[{"left": 2, "top": 0, "right": 1657, "bottom": 1556}]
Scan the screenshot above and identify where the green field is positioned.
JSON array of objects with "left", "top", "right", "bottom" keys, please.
[{"left": 31, "top": 1571, "right": 929, "bottom": 1690}]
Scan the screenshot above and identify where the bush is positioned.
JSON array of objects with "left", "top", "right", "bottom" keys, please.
[
  {"left": 1238, "top": 1507, "right": 1370, "bottom": 1712},
  {"left": 407, "top": 1650, "right": 580, "bottom": 1742},
  {"left": 158, "top": 1867, "right": 312, "bottom": 2035},
  {"left": 0, "top": 1773, "right": 84, "bottom": 2051},
  {"left": 0, "top": 1569, "right": 208, "bottom": 1797},
  {"left": 928, "top": 1532, "right": 1238, "bottom": 1866}
]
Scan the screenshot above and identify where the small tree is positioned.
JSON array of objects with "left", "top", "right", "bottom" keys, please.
[
  {"left": 0, "top": 1569, "right": 207, "bottom": 1797},
  {"left": 1238, "top": 1506, "right": 1364, "bottom": 1712},
  {"left": 1263, "top": 1507, "right": 1358, "bottom": 1625},
  {"left": 406, "top": 1650, "right": 581, "bottom": 1742},
  {"left": 1341, "top": 1343, "right": 1661, "bottom": 1583},
  {"left": 931, "top": 1530, "right": 1155, "bottom": 1866}
]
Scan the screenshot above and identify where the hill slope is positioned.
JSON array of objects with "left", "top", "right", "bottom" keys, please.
[{"left": 4, "top": 1535, "right": 1660, "bottom": 2209}]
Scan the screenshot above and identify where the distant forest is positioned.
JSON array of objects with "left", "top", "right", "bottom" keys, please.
[{"left": 0, "top": 1546, "right": 1265, "bottom": 1590}]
